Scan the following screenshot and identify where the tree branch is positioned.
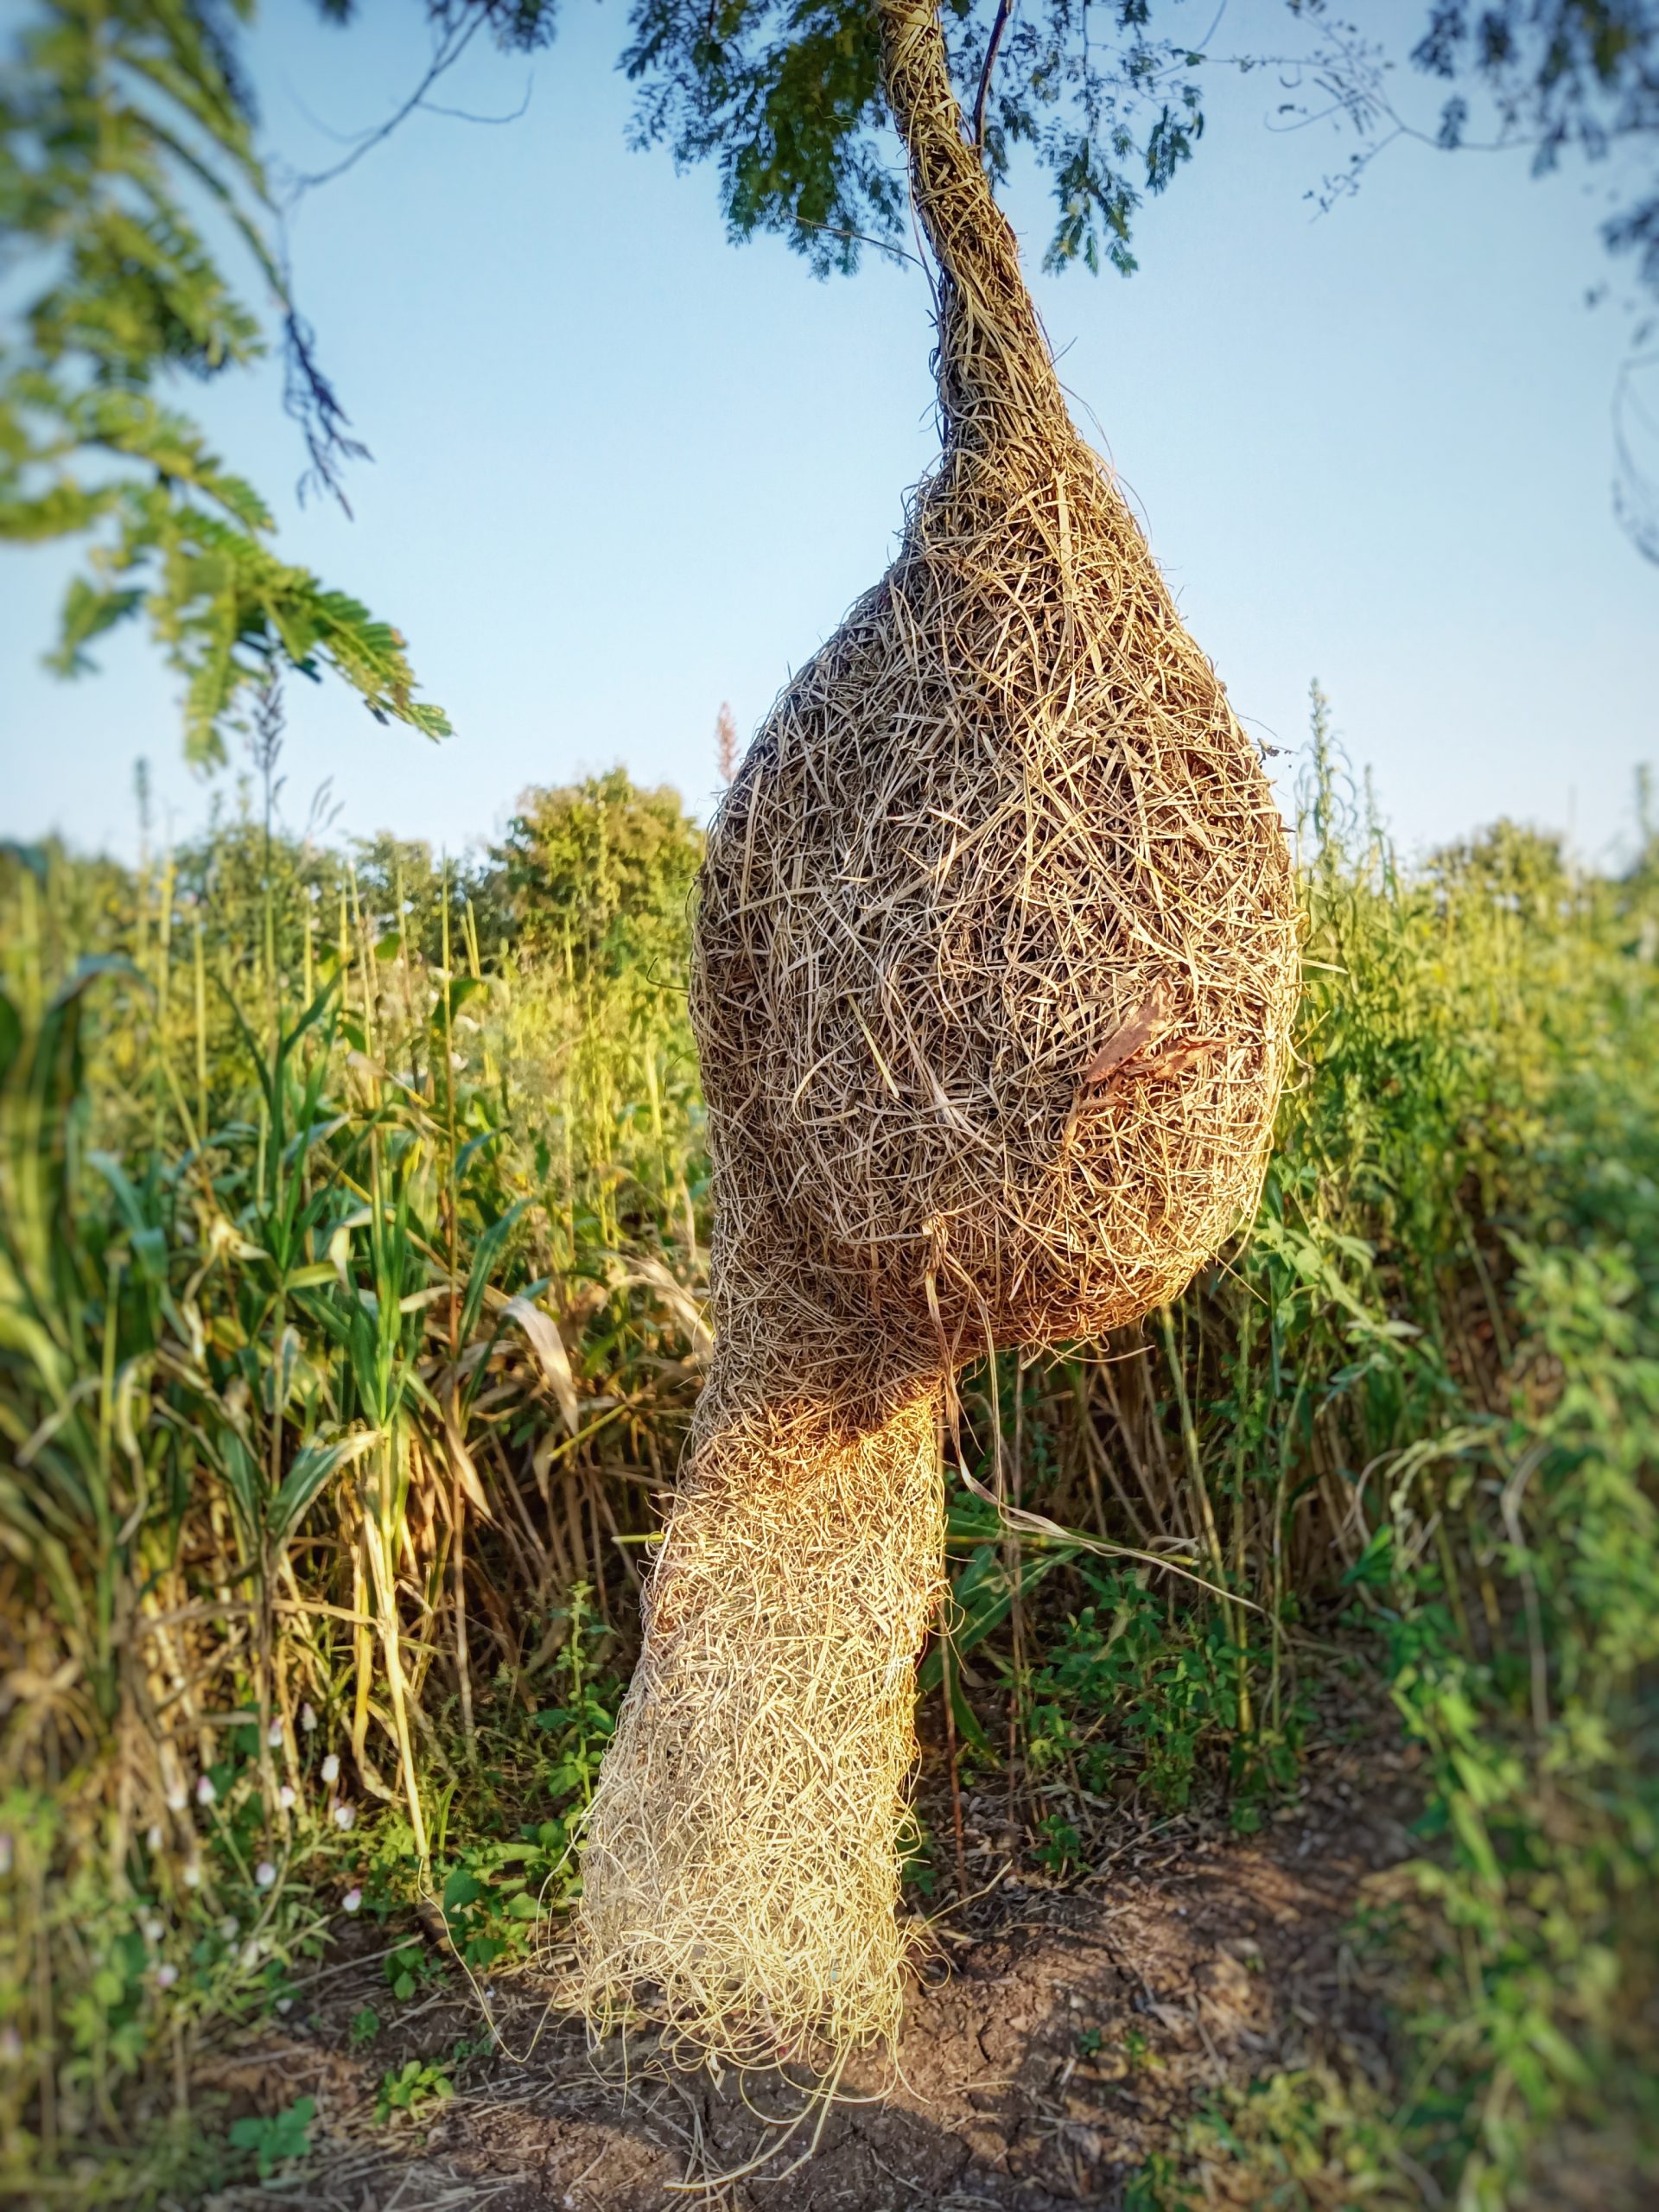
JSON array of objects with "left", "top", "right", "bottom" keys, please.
[{"left": 972, "top": 0, "right": 1014, "bottom": 150}]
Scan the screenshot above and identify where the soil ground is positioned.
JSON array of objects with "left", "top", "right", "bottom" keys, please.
[{"left": 196, "top": 1723, "right": 1425, "bottom": 2210}]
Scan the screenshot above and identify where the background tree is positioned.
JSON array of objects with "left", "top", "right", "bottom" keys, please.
[
  {"left": 419, "top": 0, "right": 1659, "bottom": 559},
  {"left": 1306, "top": 1, "right": 1659, "bottom": 295},
  {"left": 7, "top": 0, "right": 1655, "bottom": 779},
  {"left": 1286, "top": 2, "right": 1659, "bottom": 557},
  {"left": 398, "top": 0, "right": 1657, "bottom": 296},
  {"left": 495, "top": 770, "right": 704, "bottom": 981}
]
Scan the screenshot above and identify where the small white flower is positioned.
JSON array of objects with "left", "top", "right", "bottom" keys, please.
[
  {"left": 219, "top": 1916, "right": 239, "bottom": 1941},
  {"left": 240, "top": 1939, "right": 263, "bottom": 1969},
  {"left": 155, "top": 1962, "right": 180, "bottom": 1990},
  {"left": 142, "top": 1916, "right": 166, "bottom": 1943},
  {"left": 146, "top": 1823, "right": 164, "bottom": 1852},
  {"left": 165, "top": 1787, "right": 188, "bottom": 1814},
  {"left": 332, "top": 1802, "right": 355, "bottom": 1832},
  {"left": 194, "top": 1776, "right": 216, "bottom": 1807},
  {"left": 341, "top": 1887, "right": 362, "bottom": 1914},
  {"left": 276, "top": 1997, "right": 294, "bottom": 2016},
  {"left": 182, "top": 1860, "right": 201, "bottom": 1889},
  {"left": 267, "top": 1719, "right": 284, "bottom": 1748},
  {"left": 320, "top": 1753, "right": 340, "bottom": 1784},
  {"left": 255, "top": 1861, "right": 276, "bottom": 1890},
  {"left": 299, "top": 1702, "right": 317, "bottom": 1733},
  {"left": 278, "top": 1784, "right": 296, "bottom": 1811}
]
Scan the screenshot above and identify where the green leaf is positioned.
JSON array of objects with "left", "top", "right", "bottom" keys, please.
[
  {"left": 457, "top": 1199, "right": 529, "bottom": 1349},
  {"left": 267, "top": 1429, "right": 381, "bottom": 1553},
  {"left": 0, "top": 993, "right": 21, "bottom": 1089},
  {"left": 220, "top": 1429, "right": 263, "bottom": 1547},
  {"left": 46, "top": 577, "right": 144, "bottom": 677}
]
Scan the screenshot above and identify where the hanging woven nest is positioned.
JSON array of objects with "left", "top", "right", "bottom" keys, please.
[{"left": 573, "top": 0, "right": 1299, "bottom": 2074}]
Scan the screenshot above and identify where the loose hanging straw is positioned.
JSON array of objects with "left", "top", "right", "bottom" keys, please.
[{"left": 574, "top": 0, "right": 1300, "bottom": 2075}]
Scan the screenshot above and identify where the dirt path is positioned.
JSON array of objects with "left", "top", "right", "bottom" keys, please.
[{"left": 199, "top": 1732, "right": 1420, "bottom": 2209}]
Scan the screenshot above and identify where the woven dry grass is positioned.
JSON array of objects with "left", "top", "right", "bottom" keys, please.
[
  {"left": 574, "top": 0, "right": 1299, "bottom": 2072},
  {"left": 575, "top": 1357, "right": 944, "bottom": 2069}
]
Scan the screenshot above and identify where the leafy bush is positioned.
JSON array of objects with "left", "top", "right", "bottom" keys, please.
[{"left": 373, "top": 2059, "right": 453, "bottom": 2126}]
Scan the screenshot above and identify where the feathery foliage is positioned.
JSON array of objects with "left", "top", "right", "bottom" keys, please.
[{"left": 0, "top": 0, "right": 449, "bottom": 761}]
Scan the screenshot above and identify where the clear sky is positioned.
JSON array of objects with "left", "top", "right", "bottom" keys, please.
[{"left": 3, "top": 1, "right": 1655, "bottom": 868}]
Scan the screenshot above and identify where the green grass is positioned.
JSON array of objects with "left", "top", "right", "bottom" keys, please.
[{"left": 2, "top": 710, "right": 1656, "bottom": 2205}]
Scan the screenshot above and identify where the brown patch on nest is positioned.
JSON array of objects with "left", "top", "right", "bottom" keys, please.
[{"left": 573, "top": 0, "right": 1300, "bottom": 2073}]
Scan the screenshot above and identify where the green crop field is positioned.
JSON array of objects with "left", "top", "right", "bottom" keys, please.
[{"left": 3, "top": 701, "right": 1656, "bottom": 2205}]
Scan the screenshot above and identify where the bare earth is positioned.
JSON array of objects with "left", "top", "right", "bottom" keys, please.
[{"left": 196, "top": 1726, "right": 1424, "bottom": 2210}]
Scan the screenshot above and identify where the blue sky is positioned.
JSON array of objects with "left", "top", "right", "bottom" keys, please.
[{"left": 3, "top": 1, "right": 1655, "bottom": 867}]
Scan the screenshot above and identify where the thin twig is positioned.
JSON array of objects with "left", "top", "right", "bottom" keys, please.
[
  {"left": 792, "top": 214, "right": 925, "bottom": 269},
  {"left": 972, "top": 0, "right": 1015, "bottom": 149},
  {"left": 290, "top": 17, "right": 485, "bottom": 195}
]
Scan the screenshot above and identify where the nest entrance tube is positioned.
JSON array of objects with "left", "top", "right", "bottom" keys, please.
[
  {"left": 574, "top": 0, "right": 1300, "bottom": 2069},
  {"left": 576, "top": 1355, "right": 945, "bottom": 2066}
]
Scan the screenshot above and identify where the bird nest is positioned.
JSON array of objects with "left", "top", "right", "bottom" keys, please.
[
  {"left": 570, "top": 0, "right": 1300, "bottom": 2079},
  {"left": 696, "top": 430, "right": 1297, "bottom": 1370}
]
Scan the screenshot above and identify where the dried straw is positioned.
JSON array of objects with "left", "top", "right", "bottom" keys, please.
[
  {"left": 575, "top": 1351, "right": 944, "bottom": 2069},
  {"left": 574, "top": 0, "right": 1299, "bottom": 2070}
]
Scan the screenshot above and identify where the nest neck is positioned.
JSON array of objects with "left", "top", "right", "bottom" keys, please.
[{"left": 877, "top": 0, "right": 1072, "bottom": 461}]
